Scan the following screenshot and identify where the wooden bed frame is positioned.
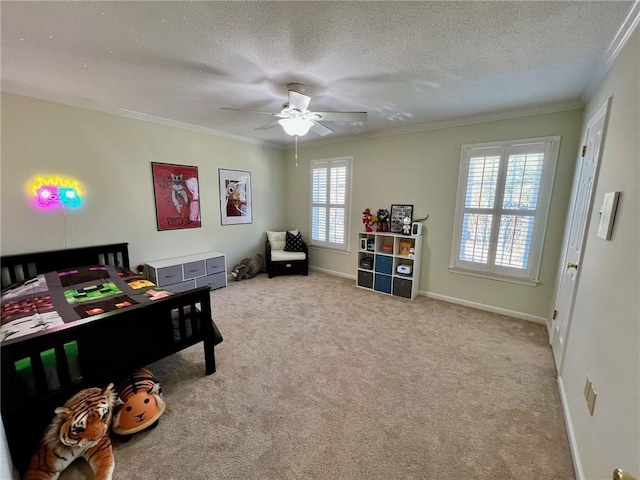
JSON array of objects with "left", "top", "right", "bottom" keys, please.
[{"left": 0, "top": 243, "right": 223, "bottom": 475}]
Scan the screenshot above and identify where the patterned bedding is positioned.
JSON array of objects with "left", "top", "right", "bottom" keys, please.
[{"left": 1, "top": 265, "right": 171, "bottom": 343}]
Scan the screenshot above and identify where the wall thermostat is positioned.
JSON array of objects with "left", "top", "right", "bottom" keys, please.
[
  {"left": 397, "top": 265, "right": 412, "bottom": 275},
  {"left": 411, "top": 222, "right": 422, "bottom": 236}
]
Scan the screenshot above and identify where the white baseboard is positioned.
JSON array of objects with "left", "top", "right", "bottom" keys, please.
[
  {"left": 557, "top": 376, "right": 583, "bottom": 480},
  {"left": 309, "top": 265, "right": 355, "bottom": 280},
  {"left": 309, "top": 266, "right": 547, "bottom": 325},
  {"left": 421, "top": 290, "right": 548, "bottom": 325}
]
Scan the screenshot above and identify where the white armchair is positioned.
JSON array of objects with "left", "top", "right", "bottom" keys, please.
[{"left": 265, "top": 230, "right": 308, "bottom": 278}]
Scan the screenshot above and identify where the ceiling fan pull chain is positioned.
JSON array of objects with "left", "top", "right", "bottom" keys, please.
[{"left": 295, "top": 135, "right": 299, "bottom": 168}]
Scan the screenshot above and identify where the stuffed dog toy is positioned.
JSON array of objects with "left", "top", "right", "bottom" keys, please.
[{"left": 230, "top": 253, "right": 265, "bottom": 281}]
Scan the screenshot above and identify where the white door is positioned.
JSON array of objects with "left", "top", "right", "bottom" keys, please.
[{"left": 550, "top": 97, "right": 611, "bottom": 371}]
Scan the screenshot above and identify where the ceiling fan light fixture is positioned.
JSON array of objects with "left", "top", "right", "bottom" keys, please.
[{"left": 279, "top": 118, "right": 313, "bottom": 137}]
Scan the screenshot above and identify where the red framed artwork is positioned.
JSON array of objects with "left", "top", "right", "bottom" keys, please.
[{"left": 151, "top": 162, "right": 201, "bottom": 231}]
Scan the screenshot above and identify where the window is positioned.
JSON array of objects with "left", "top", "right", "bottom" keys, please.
[
  {"left": 310, "top": 157, "right": 352, "bottom": 251},
  {"left": 450, "top": 136, "right": 560, "bottom": 284}
]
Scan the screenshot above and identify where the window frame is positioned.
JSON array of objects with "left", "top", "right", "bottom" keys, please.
[
  {"left": 309, "top": 156, "right": 353, "bottom": 253},
  {"left": 449, "top": 136, "right": 561, "bottom": 285}
]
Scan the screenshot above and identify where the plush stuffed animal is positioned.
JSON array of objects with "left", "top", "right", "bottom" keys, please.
[
  {"left": 24, "top": 383, "right": 119, "bottom": 480},
  {"left": 230, "top": 253, "right": 265, "bottom": 281},
  {"left": 112, "top": 368, "right": 166, "bottom": 437}
]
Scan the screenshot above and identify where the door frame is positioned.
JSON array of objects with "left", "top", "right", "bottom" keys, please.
[{"left": 549, "top": 96, "right": 612, "bottom": 372}]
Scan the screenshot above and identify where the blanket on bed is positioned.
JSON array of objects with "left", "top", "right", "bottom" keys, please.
[{"left": 1, "top": 266, "right": 171, "bottom": 343}]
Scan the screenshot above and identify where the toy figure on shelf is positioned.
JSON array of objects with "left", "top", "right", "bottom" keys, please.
[
  {"left": 399, "top": 240, "right": 413, "bottom": 255},
  {"left": 362, "top": 208, "right": 378, "bottom": 232},
  {"left": 377, "top": 209, "right": 390, "bottom": 232},
  {"left": 402, "top": 216, "right": 412, "bottom": 235}
]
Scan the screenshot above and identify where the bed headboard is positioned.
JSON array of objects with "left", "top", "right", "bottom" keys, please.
[{"left": 1, "top": 243, "right": 130, "bottom": 289}]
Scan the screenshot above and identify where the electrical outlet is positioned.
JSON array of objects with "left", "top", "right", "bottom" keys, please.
[
  {"left": 587, "top": 384, "right": 597, "bottom": 416},
  {"left": 584, "top": 376, "right": 597, "bottom": 415},
  {"left": 584, "top": 376, "right": 592, "bottom": 402}
]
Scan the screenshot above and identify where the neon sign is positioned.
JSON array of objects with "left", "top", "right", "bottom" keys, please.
[{"left": 30, "top": 176, "right": 83, "bottom": 209}]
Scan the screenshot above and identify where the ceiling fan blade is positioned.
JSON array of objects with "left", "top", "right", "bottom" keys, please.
[
  {"left": 310, "top": 121, "right": 334, "bottom": 137},
  {"left": 288, "top": 90, "right": 311, "bottom": 112},
  {"left": 221, "top": 107, "right": 276, "bottom": 116},
  {"left": 254, "top": 120, "right": 281, "bottom": 131},
  {"left": 312, "top": 111, "right": 368, "bottom": 123}
]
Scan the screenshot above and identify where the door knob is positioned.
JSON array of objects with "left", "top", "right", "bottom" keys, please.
[
  {"left": 613, "top": 468, "right": 636, "bottom": 480},
  {"left": 566, "top": 262, "right": 579, "bottom": 270}
]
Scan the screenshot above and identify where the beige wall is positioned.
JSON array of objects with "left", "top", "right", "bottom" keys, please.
[
  {"left": 3, "top": 42, "right": 636, "bottom": 476},
  {"left": 0, "top": 93, "right": 287, "bottom": 268},
  {"left": 558, "top": 28, "right": 639, "bottom": 479},
  {"left": 285, "top": 110, "right": 583, "bottom": 320}
]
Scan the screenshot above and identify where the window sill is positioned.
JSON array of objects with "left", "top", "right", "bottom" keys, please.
[
  {"left": 448, "top": 267, "right": 539, "bottom": 287},
  {"left": 309, "top": 244, "right": 351, "bottom": 255}
]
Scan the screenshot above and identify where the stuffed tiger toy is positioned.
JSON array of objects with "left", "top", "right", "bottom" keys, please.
[
  {"left": 112, "top": 368, "right": 165, "bottom": 436},
  {"left": 24, "top": 383, "right": 119, "bottom": 480}
]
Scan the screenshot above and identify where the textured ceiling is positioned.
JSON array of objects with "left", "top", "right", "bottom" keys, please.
[{"left": 1, "top": 1, "right": 633, "bottom": 146}]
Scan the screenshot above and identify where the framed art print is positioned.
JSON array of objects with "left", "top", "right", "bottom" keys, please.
[
  {"left": 390, "top": 204, "right": 413, "bottom": 233},
  {"left": 151, "top": 162, "right": 201, "bottom": 231},
  {"left": 219, "top": 169, "right": 252, "bottom": 225}
]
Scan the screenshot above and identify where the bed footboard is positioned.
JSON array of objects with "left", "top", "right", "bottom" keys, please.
[{"left": 1, "top": 286, "right": 222, "bottom": 475}]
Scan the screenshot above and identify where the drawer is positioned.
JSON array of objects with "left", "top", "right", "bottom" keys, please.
[
  {"left": 196, "top": 272, "right": 226, "bottom": 291},
  {"left": 144, "top": 265, "right": 157, "bottom": 284},
  {"left": 374, "top": 273, "right": 392, "bottom": 294},
  {"left": 357, "top": 270, "right": 373, "bottom": 288},
  {"left": 163, "top": 279, "right": 196, "bottom": 293},
  {"left": 183, "top": 260, "right": 205, "bottom": 279},
  {"left": 374, "top": 255, "right": 393, "bottom": 275},
  {"left": 393, "top": 277, "right": 413, "bottom": 299},
  {"left": 206, "top": 256, "right": 226, "bottom": 275},
  {"left": 156, "top": 265, "right": 183, "bottom": 285}
]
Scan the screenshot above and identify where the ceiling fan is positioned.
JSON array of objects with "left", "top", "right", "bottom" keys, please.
[{"left": 221, "top": 83, "right": 367, "bottom": 137}]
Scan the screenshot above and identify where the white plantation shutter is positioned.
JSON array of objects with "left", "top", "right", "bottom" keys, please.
[
  {"left": 458, "top": 147, "right": 502, "bottom": 266},
  {"left": 311, "top": 157, "right": 351, "bottom": 250},
  {"left": 312, "top": 167, "right": 328, "bottom": 242},
  {"left": 450, "top": 137, "right": 559, "bottom": 284}
]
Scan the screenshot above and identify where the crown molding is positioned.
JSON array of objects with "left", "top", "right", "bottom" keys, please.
[
  {"left": 583, "top": 0, "right": 640, "bottom": 100},
  {"left": 4, "top": 87, "right": 582, "bottom": 152},
  {"left": 298, "top": 100, "right": 584, "bottom": 149},
  {"left": 604, "top": 0, "right": 640, "bottom": 69},
  {"left": 1, "top": 88, "right": 285, "bottom": 150}
]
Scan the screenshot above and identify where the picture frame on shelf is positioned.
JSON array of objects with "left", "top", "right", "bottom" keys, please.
[{"left": 390, "top": 204, "right": 413, "bottom": 233}]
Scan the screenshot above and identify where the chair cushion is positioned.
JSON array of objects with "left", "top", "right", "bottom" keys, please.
[
  {"left": 271, "top": 250, "right": 306, "bottom": 261},
  {"left": 267, "top": 230, "right": 298, "bottom": 251},
  {"left": 284, "top": 231, "right": 304, "bottom": 252}
]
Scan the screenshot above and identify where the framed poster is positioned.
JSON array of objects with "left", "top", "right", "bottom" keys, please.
[
  {"left": 390, "top": 204, "right": 413, "bottom": 233},
  {"left": 219, "top": 169, "right": 252, "bottom": 225},
  {"left": 151, "top": 162, "right": 201, "bottom": 231}
]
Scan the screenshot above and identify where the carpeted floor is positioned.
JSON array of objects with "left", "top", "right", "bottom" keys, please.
[{"left": 60, "top": 271, "right": 574, "bottom": 479}]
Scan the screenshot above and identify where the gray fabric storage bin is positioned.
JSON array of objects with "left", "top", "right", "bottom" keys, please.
[{"left": 393, "top": 277, "right": 412, "bottom": 298}]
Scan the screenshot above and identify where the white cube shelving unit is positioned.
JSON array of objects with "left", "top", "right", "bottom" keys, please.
[{"left": 356, "top": 232, "right": 422, "bottom": 300}]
